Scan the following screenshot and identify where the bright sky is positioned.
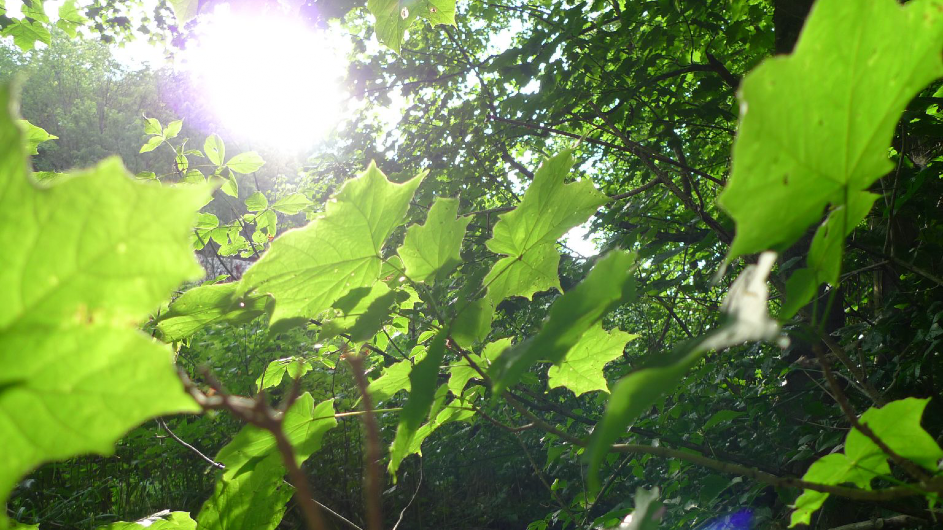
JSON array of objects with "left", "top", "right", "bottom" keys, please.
[
  {"left": 178, "top": 5, "right": 349, "bottom": 151},
  {"left": 7, "top": 0, "right": 600, "bottom": 255}
]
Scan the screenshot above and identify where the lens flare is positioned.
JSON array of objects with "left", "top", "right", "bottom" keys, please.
[{"left": 180, "top": 6, "right": 347, "bottom": 151}]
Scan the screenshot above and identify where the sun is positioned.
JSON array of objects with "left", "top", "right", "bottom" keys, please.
[{"left": 180, "top": 6, "right": 348, "bottom": 151}]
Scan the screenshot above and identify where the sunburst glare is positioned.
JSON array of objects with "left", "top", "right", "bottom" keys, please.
[{"left": 180, "top": 6, "right": 348, "bottom": 151}]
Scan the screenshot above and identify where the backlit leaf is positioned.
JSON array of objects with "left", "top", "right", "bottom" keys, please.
[
  {"left": 240, "top": 163, "right": 424, "bottom": 326},
  {"left": 16, "top": 119, "right": 56, "bottom": 155},
  {"left": 368, "top": 0, "right": 456, "bottom": 53},
  {"left": 226, "top": 152, "right": 265, "bottom": 174},
  {"left": 484, "top": 149, "right": 607, "bottom": 305},
  {"left": 0, "top": 85, "right": 205, "bottom": 516},
  {"left": 547, "top": 325, "right": 638, "bottom": 396},
  {"left": 155, "top": 282, "right": 275, "bottom": 342},
  {"left": 719, "top": 0, "right": 943, "bottom": 260},
  {"left": 272, "top": 193, "right": 312, "bottom": 215},
  {"left": 398, "top": 197, "right": 471, "bottom": 283},
  {"left": 204, "top": 134, "right": 225, "bottom": 166},
  {"left": 489, "top": 250, "right": 637, "bottom": 393},
  {"left": 389, "top": 331, "right": 446, "bottom": 475}
]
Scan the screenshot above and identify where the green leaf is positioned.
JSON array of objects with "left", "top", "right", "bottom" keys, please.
[
  {"left": 256, "top": 357, "right": 313, "bottom": 391},
  {"left": 450, "top": 298, "right": 494, "bottom": 349},
  {"left": 196, "top": 397, "right": 336, "bottom": 530},
  {"left": 221, "top": 172, "right": 238, "bottom": 197},
  {"left": 240, "top": 163, "right": 424, "bottom": 326},
  {"left": 701, "top": 410, "right": 746, "bottom": 431},
  {"left": 846, "top": 398, "right": 943, "bottom": 472},
  {"left": 368, "top": 350, "right": 423, "bottom": 402},
  {"left": 368, "top": 0, "right": 456, "bottom": 53},
  {"left": 0, "top": 84, "right": 206, "bottom": 514},
  {"left": 168, "top": 0, "right": 199, "bottom": 23},
  {"left": 226, "top": 152, "right": 265, "bottom": 174},
  {"left": 245, "top": 191, "right": 268, "bottom": 212},
  {"left": 719, "top": 0, "right": 943, "bottom": 260},
  {"left": 398, "top": 197, "right": 471, "bottom": 283},
  {"left": 102, "top": 511, "right": 197, "bottom": 530},
  {"left": 484, "top": 149, "right": 607, "bottom": 305},
  {"left": 140, "top": 135, "right": 163, "bottom": 153},
  {"left": 204, "top": 134, "right": 225, "bottom": 166},
  {"left": 215, "top": 395, "right": 337, "bottom": 477},
  {"left": 164, "top": 119, "right": 183, "bottom": 139},
  {"left": 588, "top": 253, "right": 781, "bottom": 490},
  {"left": 389, "top": 331, "right": 446, "bottom": 475},
  {"left": 16, "top": 119, "right": 56, "bottom": 155},
  {"left": 272, "top": 193, "right": 312, "bottom": 215},
  {"left": 488, "top": 250, "right": 637, "bottom": 393},
  {"left": 155, "top": 282, "right": 275, "bottom": 342},
  {"left": 547, "top": 324, "right": 638, "bottom": 396},
  {"left": 184, "top": 169, "right": 205, "bottom": 184},
  {"left": 144, "top": 117, "right": 162, "bottom": 136},
  {"left": 2, "top": 20, "right": 51, "bottom": 52},
  {"left": 175, "top": 154, "right": 189, "bottom": 172},
  {"left": 320, "top": 282, "right": 401, "bottom": 342},
  {"left": 782, "top": 192, "right": 878, "bottom": 318},
  {"left": 789, "top": 454, "right": 870, "bottom": 527},
  {"left": 448, "top": 337, "right": 510, "bottom": 397},
  {"left": 55, "top": 0, "right": 85, "bottom": 38},
  {"left": 196, "top": 456, "right": 293, "bottom": 530}
]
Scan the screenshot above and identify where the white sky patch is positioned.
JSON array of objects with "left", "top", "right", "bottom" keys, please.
[
  {"left": 563, "top": 221, "right": 599, "bottom": 258},
  {"left": 178, "top": 5, "right": 349, "bottom": 152}
]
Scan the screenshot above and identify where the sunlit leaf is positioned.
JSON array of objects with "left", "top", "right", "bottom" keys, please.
[
  {"left": 719, "top": 0, "right": 943, "bottom": 260},
  {"left": 204, "top": 134, "right": 225, "bottom": 166},
  {"left": 55, "top": 0, "right": 85, "bottom": 38},
  {"left": 240, "top": 163, "right": 424, "bottom": 326},
  {"left": 389, "top": 331, "right": 446, "bottom": 475},
  {"left": 785, "top": 396, "right": 939, "bottom": 530},
  {"left": 368, "top": 0, "right": 456, "bottom": 53},
  {"left": 547, "top": 325, "right": 638, "bottom": 396},
  {"left": 272, "top": 193, "right": 312, "bottom": 215},
  {"left": 164, "top": 119, "right": 183, "bottom": 139},
  {"left": 489, "top": 250, "right": 637, "bottom": 393},
  {"left": 16, "top": 119, "right": 56, "bottom": 155},
  {"left": 140, "top": 135, "right": 163, "bottom": 153},
  {"left": 245, "top": 191, "right": 268, "bottom": 212},
  {"left": 484, "top": 149, "right": 607, "bottom": 305},
  {"left": 155, "top": 282, "right": 275, "bottom": 342},
  {"left": 102, "top": 511, "right": 197, "bottom": 530},
  {"left": 398, "top": 197, "right": 471, "bottom": 283},
  {"left": 2, "top": 20, "right": 51, "bottom": 51},
  {"left": 321, "top": 283, "right": 402, "bottom": 341},
  {"left": 144, "top": 117, "right": 162, "bottom": 136},
  {"left": 0, "top": 84, "right": 205, "bottom": 516},
  {"left": 448, "top": 337, "right": 509, "bottom": 397},
  {"left": 256, "top": 357, "right": 313, "bottom": 391},
  {"left": 226, "top": 152, "right": 265, "bottom": 174}
]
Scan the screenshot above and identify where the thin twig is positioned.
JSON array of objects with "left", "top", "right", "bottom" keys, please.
[
  {"left": 812, "top": 346, "right": 933, "bottom": 484},
  {"left": 345, "top": 352, "right": 384, "bottom": 530},
  {"left": 157, "top": 418, "right": 225, "bottom": 469},
  {"left": 391, "top": 461, "right": 423, "bottom": 530}
]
